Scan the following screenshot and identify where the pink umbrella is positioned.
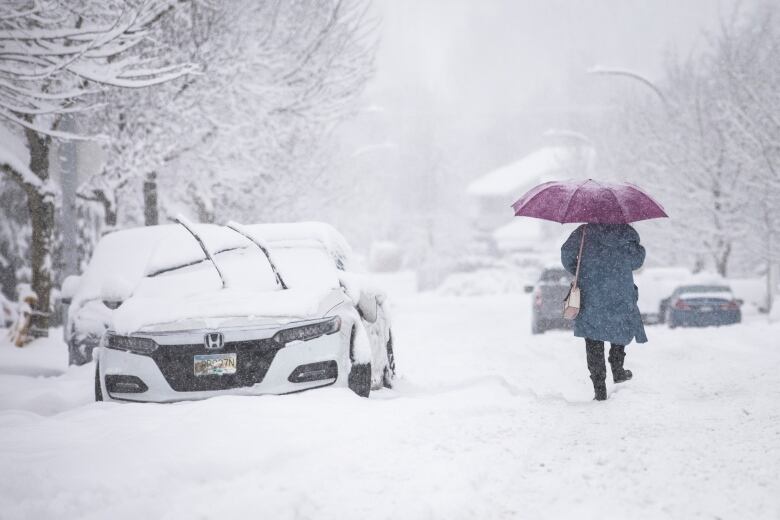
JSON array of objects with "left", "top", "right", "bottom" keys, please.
[{"left": 511, "top": 179, "right": 668, "bottom": 224}]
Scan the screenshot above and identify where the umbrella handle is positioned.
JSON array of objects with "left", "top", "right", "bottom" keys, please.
[{"left": 573, "top": 225, "right": 586, "bottom": 288}]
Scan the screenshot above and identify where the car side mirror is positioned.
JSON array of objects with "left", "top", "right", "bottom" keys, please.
[
  {"left": 60, "top": 275, "right": 82, "bottom": 305},
  {"left": 101, "top": 276, "right": 133, "bottom": 310},
  {"left": 357, "top": 292, "right": 379, "bottom": 323},
  {"left": 736, "top": 299, "right": 744, "bottom": 306},
  {"left": 524, "top": 285, "right": 534, "bottom": 294}
]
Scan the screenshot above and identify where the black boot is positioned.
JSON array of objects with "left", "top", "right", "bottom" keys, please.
[
  {"left": 608, "top": 344, "right": 633, "bottom": 383},
  {"left": 585, "top": 339, "right": 608, "bottom": 401}
]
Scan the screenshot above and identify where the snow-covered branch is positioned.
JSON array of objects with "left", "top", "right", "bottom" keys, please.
[{"left": 0, "top": 0, "right": 196, "bottom": 139}]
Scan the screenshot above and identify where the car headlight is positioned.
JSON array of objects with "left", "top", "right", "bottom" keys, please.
[
  {"left": 106, "top": 334, "right": 158, "bottom": 354},
  {"left": 273, "top": 317, "right": 341, "bottom": 345}
]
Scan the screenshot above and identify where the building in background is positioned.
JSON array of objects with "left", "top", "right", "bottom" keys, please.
[{"left": 466, "top": 138, "right": 594, "bottom": 263}]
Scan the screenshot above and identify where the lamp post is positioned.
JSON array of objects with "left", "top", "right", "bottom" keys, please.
[{"left": 587, "top": 66, "right": 669, "bottom": 110}]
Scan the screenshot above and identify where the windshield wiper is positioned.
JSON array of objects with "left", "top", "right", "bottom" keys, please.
[
  {"left": 174, "top": 215, "right": 227, "bottom": 289},
  {"left": 147, "top": 247, "right": 240, "bottom": 278},
  {"left": 225, "top": 221, "right": 288, "bottom": 290}
]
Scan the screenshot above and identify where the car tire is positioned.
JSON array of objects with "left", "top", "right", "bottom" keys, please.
[
  {"left": 347, "top": 326, "right": 371, "bottom": 398},
  {"left": 532, "top": 320, "right": 544, "bottom": 335},
  {"left": 94, "top": 362, "right": 103, "bottom": 402},
  {"left": 664, "top": 309, "right": 675, "bottom": 329},
  {"left": 69, "top": 339, "right": 95, "bottom": 366},
  {"left": 382, "top": 330, "right": 396, "bottom": 389},
  {"left": 349, "top": 362, "right": 372, "bottom": 397},
  {"left": 68, "top": 341, "right": 85, "bottom": 366}
]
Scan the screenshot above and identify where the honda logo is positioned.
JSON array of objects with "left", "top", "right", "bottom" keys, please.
[{"left": 204, "top": 332, "right": 224, "bottom": 350}]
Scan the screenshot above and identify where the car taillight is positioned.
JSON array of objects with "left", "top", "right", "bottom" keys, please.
[
  {"left": 721, "top": 301, "right": 739, "bottom": 310},
  {"left": 534, "top": 289, "right": 542, "bottom": 307},
  {"left": 673, "top": 299, "right": 691, "bottom": 310}
]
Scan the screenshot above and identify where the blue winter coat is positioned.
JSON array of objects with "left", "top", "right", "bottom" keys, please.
[{"left": 561, "top": 224, "right": 648, "bottom": 346}]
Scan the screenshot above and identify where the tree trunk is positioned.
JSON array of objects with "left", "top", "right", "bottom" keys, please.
[
  {"left": 104, "top": 204, "right": 118, "bottom": 228},
  {"left": 24, "top": 128, "right": 53, "bottom": 336},
  {"left": 714, "top": 242, "right": 731, "bottom": 278},
  {"left": 143, "top": 172, "right": 159, "bottom": 226},
  {"left": 95, "top": 191, "right": 118, "bottom": 228}
]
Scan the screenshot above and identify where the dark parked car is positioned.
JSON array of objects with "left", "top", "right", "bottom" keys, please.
[
  {"left": 664, "top": 284, "right": 742, "bottom": 328},
  {"left": 526, "top": 267, "right": 574, "bottom": 334}
]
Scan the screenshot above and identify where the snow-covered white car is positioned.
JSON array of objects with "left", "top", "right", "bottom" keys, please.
[{"left": 68, "top": 221, "right": 394, "bottom": 401}]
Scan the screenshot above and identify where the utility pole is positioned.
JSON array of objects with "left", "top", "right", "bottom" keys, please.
[{"left": 59, "top": 115, "right": 79, "bottom": 278}]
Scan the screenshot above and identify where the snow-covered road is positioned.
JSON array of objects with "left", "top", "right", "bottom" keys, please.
[{"left": 1, "top": 294, "right": 779, "bottom": 520}]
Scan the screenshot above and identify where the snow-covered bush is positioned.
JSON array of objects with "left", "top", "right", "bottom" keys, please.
[
  {"left": 437, "top": 267, "right": 539, "bottom": 297},
  {"left": 368, "top": 241, "right": 403, "bottom": 273}
]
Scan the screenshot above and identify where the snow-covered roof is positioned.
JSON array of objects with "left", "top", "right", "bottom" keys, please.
[{"left": 467, "top": 146, "right": 593, "bottom": 199}]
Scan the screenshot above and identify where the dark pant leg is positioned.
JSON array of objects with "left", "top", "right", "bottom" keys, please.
[
  {"left": 608, "top": 344, "right": 626, "bottom": 372},
  {"left": 585, "top": 338, "right": 606, "bottom": 383}
]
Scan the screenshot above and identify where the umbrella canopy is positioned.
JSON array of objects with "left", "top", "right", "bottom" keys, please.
[{"left": 511, "top": 179, "right": 668, "bottom": 224}]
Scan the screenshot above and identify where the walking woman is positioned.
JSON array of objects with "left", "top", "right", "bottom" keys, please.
[{"left": 561, "top": 223, "right": 647, "bottom": 401}]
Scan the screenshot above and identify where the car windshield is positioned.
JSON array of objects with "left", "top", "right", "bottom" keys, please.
[
  {"left": 133, "top": 246, "right": 280, "bottom": 298},
  {"left": 270, "top": 245, "right": 340, "bottom": 291},
  {"left": 540, "top": 269, "right": 572, "bottom": 283},
  {"left": 678, "top": 285, "right": 731, "bottom": 294},
  {"left": 146, "top": 246, "right": 242, "bottom": 277}
]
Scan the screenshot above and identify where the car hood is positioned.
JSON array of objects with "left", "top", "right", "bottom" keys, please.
[{"left": 111, "top": 287, "right": 339, "bottom": 335}]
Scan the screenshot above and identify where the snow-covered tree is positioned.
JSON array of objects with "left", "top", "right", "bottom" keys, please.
[
  {"left": 594, "top": 2, "right": 780, "bottom": 310},
  {"left": 79, "top": 0, "right": 377, "bottom": 230},
  {"left": 0, "top": 0, "right": 194, "bottom": 335}
]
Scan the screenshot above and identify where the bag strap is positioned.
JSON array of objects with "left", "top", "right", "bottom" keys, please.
[{"left": 573, "top": 225, "right": 587, "bottom": 288}]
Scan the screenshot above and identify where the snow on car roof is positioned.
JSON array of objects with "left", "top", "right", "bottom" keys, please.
[
  {"left": 675, "top": 284, "right": 733, "bottom": 301},
  {"left": 240, "top": 222, "right": 353, "bottom": 268}
]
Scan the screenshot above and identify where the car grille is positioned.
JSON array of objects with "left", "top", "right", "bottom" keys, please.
[{"left": 151, "top": 339, "right": 283, "bottom": 392}]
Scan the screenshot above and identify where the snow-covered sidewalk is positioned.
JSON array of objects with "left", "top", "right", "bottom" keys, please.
[{"left": 0, "top": 295, "right": 778, "bottom": 520}]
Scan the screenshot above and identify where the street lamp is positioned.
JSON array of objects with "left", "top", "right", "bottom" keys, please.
[{"left": 587, "top": 66, "right": 669, "bottom": 109}]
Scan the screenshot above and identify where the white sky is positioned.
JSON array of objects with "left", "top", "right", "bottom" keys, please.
[{"left": 369, "top": 0, "right": 749, "bottom": 117}]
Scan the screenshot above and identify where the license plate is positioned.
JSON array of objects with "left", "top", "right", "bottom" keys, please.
[
  {"left": 700, "top": 306, "right": 713, "bottom": 312},
  {"left": 194, "top": 353, "right": 237, "bottom": 376}
]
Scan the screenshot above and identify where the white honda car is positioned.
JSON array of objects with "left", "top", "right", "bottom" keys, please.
[{"left": 88, "top": 220, "right": 394, "bottom": 402}]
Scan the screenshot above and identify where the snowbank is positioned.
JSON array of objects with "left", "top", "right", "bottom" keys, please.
[{"left": 1, "top": 297, "right": 779, "bottom": 519}]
